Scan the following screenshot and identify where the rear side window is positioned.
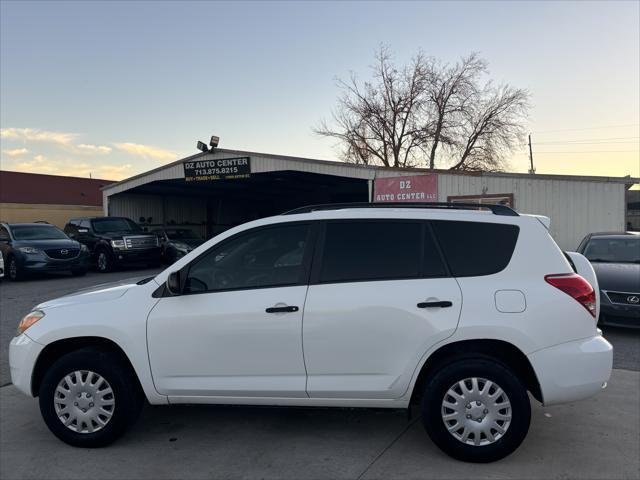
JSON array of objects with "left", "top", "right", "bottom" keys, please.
[
  {"left": 431, "top": 220, "right": 519, "bottom": 277},
  {"left": 319, "top": 221, "right": 442, "bottom": 283}
]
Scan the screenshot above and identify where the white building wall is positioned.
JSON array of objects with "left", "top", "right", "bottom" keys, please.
[
  {"left": 103, "top": 149, "right": 633, "bottom": 250},
  {"left": 437, "top": 174, "right": 626, "bottom": 250}
]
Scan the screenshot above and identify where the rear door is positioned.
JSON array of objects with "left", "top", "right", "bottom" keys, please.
[{"left": 302, "top": 220, "right": 462, "bottom": 400}]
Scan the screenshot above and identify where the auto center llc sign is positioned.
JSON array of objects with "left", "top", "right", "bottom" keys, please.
[
  {"left": 373, "top": 174, "right": 438, "bottom": 202},
  {"left": 184, "top": 157, "right": 251, "bottom": 182}
]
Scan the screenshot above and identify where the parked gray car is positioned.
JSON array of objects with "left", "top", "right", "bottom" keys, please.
[{"left": 577, "top": 232, "right": 640, "bottom": 328}]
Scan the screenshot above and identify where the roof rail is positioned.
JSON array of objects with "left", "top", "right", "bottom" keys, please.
[{"left": 282, "top": 202, "right": 519, "bottom": 217}]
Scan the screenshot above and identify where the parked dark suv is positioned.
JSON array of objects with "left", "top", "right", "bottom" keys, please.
[
  {"left": 64, "top": 217, "right": 162, "bottom": 272},
  {"left": 0, "top": 222, "right": 90, "bottom": 280}
]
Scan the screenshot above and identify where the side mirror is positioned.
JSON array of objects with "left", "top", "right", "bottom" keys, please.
[{"left": 166, "top": 271, "right": 182, "bottom": 295}]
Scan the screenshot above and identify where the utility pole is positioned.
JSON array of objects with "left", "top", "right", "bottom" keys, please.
[{"left": 528, "top": 133, "right": 535, "bottom": 174}]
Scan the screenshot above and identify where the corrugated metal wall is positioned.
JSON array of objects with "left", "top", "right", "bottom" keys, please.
[
  {"left": 108, "top": 193, "right": 208, "bottom": 237},
  {"left": 437, "top": 174, "right": 626, "bottom": 250}
]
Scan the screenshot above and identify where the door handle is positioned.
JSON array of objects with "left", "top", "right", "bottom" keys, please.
[
  {"left": 265, "top": 305, "right": 299, "bottom": 313},
  {"left": 417, "top": 301, "right": 453, "bottom": 308}
]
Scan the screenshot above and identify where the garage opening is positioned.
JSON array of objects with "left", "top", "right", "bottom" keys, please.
[{"left": 107, "top": 171, "right": 369, "bottom": 239}]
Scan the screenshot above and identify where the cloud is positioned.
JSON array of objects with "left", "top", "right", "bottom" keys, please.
[
  {"left": 76, "top": 144, "right": 112, "bottom": 154},
  {"left": 114, "top": 142, "right": 177, "bottom": 161},
  {"left": 0, "top": 128, "right": 78, "bottom": 146},
  {"left": 8, "top": 155, "right": 133, "bottom": 180},
  {"left": 2, "top": 147, "right": 29, "bottom": 157}
]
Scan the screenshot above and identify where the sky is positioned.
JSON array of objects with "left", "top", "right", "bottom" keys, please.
[{"left": 1, "top": 0, "right": 638, "bottom": 182}]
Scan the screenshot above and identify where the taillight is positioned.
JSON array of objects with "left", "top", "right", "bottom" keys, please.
[{"left": 545, "top": 273, "right": 596, "bottom": 317}]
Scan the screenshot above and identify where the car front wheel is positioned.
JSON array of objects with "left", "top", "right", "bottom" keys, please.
[
  {"left": 7, "top": 256, "right": 22, "bottom": 281},
  {"left": 421, "top": 358, "right": 531, "bottom": 463},
  {"left": 96, "top": 250, "right": 113, "bottom": 273},
  {"left": 38, "top": 348, "right": 143, "bottom": 447}
]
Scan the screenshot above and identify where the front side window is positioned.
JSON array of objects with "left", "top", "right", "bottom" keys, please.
[
  {"left": 11, "top": 225, "right": 69, "bottom": 240},
  {"left": 185, "top": 224, "right": 310, "bottom": 293},
  {"left": 319, "top": 221, "right": 434, "bottom": 283}
]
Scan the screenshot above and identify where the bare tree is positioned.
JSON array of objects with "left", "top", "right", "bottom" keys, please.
[
  {"left": 449, "top": 85, "right": 529, "bottom": 171},
  {"left": 315, "top": 47, "right": 429, "bottom": 168},
  {"left": 424, "top": 53, "right": 487, "bottom": 169},
  {"left": 316, "top": 47, "right": 529, "bottom": 171}
]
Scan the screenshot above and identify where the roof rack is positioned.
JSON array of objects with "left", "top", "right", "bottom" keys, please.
[{"left": 283, "top": 202, "right": 519, "bottom": 217}]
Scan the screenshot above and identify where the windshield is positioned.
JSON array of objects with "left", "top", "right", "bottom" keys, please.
[
  {"left": 12, "top": 225, "right": 69, "bottom": 240},
  {"left": 584, "top": 237, "right": 640, "bottom": 263},
  {"left": 92, "top": 218, "right": 142, "bottom": 234},
  {"left": 165, "top": 229, "right": 200, "bottom": 240}
]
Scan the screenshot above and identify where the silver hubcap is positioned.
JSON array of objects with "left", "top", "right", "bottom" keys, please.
[
  {"left": 441, "top": 377, "right": 512, "bottom": 446},
  {"left": 54, "top": 370, "right": 115, "bottom": 434},
  {"left": 98, "top": 253, "right": 107, "bottom": 271}
]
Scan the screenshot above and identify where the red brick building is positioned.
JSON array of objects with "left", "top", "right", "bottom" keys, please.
[{"left": 0, "top": 171, "right": 113, "bottom": 227}]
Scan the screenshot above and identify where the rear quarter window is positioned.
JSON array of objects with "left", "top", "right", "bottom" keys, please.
[{"left": 431, "top": 220, "right": 519, "bottom": 277}]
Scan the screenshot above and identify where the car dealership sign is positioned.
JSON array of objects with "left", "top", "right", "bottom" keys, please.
[
  {"left": 373, "top": 174, "right": 438, "bottom": 202},
  {"left": 184, "top": 157, "right": 251, "bottom": 182}
]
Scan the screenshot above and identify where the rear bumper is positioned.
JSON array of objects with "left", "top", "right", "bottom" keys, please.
[
  {"left": 528, "top": 335, "right": 613, "bottom": 406},
  {"left": 9, "top": 333, "right": 43, "bottom": 397}
]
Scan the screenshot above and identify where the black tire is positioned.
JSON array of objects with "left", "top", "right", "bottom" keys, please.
[
  {"left": 96, "top": 249, "right": 114, "bottom": 273},
  {"left": 71, "top": 268, "right": 87, "bottom": 277},
  {"left": 38, "top": 348, "right": 143, "bottom": 448},
  {"left": 7, "top": 255, "right": 22, "bottom": 281},
  {"left": 421, "top": 358, "right": 531, "bottom": 463}
]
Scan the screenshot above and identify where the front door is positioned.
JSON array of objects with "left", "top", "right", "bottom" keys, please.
[
  {"left": 147, "top": 222, "right": 313, "bottom": 398},
  {"left": 303, "top": 220, "right": 462, "bottom": 399}
]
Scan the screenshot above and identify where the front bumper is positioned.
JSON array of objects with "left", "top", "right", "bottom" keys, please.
[
  {"left": 9, "top": 333, "right": 44, "bottom": 397},
  {"left": 528, "top": 334, "right": 613, "bottom": 406},
  {"left": 17, "top": 251, "right": 90, "bottom": 273},
  {"left": 112, "top": 247, "right": 162, "bottom": 264},
  {"left": 598, "top": 295, "right": 640, "bottom": 328}
]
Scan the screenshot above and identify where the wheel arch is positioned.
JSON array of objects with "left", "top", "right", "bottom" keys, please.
[
  {"left": 409, "top": 339, "right": 543, "bottom": 405},
  {"left": 31, "top": 336, "right": 143, "bottom": 398}
]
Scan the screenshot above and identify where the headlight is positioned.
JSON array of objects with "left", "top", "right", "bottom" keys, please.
[
  {"left": 16, "top": 310, "right": 45, "bottom": 336},
  {"left": 18, "top": 246, "right": 40, "bottom": 254},
  {"left": 110, "top": 240, "right": 126, "bottom": 249}
]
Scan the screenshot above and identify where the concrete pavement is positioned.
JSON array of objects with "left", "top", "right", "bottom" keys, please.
[{"left": 1, "top": 369, "right": 638, "bottom": 480}]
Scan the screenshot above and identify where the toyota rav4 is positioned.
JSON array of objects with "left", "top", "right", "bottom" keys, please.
[{"left": 9, "top": 203, "right": 613, "bottom": 463}]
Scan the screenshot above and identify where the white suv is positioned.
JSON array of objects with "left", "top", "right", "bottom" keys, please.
[{"left": 9, "top": 203, "right": 613, "bottom": 463}]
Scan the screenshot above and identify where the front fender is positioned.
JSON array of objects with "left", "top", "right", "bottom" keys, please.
[{"left": 24, "top": 282, "right": 167, "bottom": 404}]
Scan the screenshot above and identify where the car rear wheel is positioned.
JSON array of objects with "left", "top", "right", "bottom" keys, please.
[
  {"left": 96, "top": 250, "right": 113, "bottom": 273},
  {"left": 39, "top": 348, "right": 143, "bottom": 447},
  {"left": 421, "top": 358, "right": 530, "bottom": 463}
]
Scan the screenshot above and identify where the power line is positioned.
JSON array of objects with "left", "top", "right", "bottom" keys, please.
[
  {"left": 533, "top": 123, "right": 640, "bottom": 134},
  {"left": 534, "top": 140, "right": 639, "bottom": 145},
  {"left": 534, "top": 150, "right": 639, "bottom": 154}
]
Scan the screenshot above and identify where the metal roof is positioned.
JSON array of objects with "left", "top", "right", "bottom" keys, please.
[{"left": 102, "top": 148, "right": 640, "bottom": 197}]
